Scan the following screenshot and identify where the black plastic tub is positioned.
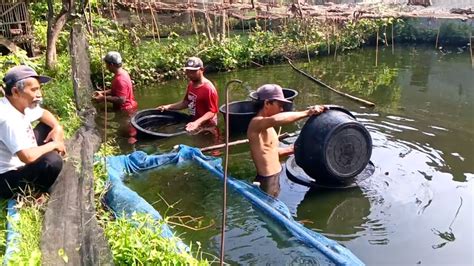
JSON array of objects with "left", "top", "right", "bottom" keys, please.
[
  {"left": 249, "top": 88, "right": 299, "bottom": 111},
  {"left": 219, "top": 100, "right": 257, "bottom": 134},
  {"left": 293, "top": 105, "right": 372, "bottom": 186},
  {"left": 131, "top": 109, "right": 192, "bottom": 138}
]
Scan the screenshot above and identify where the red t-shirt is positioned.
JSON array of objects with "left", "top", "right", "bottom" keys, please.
[
  {"left": 184, "top": 81, "right": 219, "bottom": 126},
  {"left": 111, "top": 69, "right": 138, "bottom": 111}
]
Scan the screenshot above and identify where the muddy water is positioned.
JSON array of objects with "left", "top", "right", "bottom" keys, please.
[{"left": 98, "top": 44, "right": 473, "bottom": 265}]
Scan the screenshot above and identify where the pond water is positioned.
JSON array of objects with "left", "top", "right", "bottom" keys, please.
[{"left": 96, "top": 44, "right": 473, "bottom": 265}]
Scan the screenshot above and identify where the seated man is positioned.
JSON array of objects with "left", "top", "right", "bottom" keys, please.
[
  {"left": 0, "top": 65, "right": 66, "bottom": 198},
  {"left": 156, "top": 57, "right": 219, "bottom": 134},
  {"left": 247, "top": 84, "right": 325, "bottom": 197}
]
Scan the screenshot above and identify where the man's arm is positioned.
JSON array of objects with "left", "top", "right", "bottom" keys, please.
[
  {"left": 39, "top": 110, "right": 65, "bottom": 143},
  {"left": 185, "top": 111, "right": 216, "bottom": 132},
  {"left": 156, "top": 100, "right": 189, "bottom": 112},
  {"left": 251, "top": 105, "right": 325, "bottom": 133},
  {"left": 278, "top": 145, "right": 294, "bottom": 157},
  {"left": 16, "top": 141, "right": 64, "bottom": 164}
]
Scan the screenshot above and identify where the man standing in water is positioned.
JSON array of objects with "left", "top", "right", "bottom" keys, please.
[
  {"left": 92, "top": 51, "right": 138, "bottom": 111},
  {"left": 247, "top": 84, "right": 325, "bottom": 197},
  {"left": 0, "top": 65, "right": 65, "bottom": 198},
  {"left": 156, "top": 57, "right": 219, "bottom": 134},
  {"left": 93, "top": 51, "right": 138, "bottom": 143}
]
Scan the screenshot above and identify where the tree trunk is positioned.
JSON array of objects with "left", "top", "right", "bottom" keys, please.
[{"left": 46, "top": 0, "right": 74, "bottom": 70}]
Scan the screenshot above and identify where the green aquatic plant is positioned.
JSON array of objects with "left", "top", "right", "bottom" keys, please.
[
  {"left": 93, "top": 142, "right": 209, "bottom": 265},
  {"left": 103, "top": 213, "right": 208, "bottom": 265},
  {"left": 0, "top": 199, "right": 8, "bottom": 260},
  {"left": 3, "top": 193, "right": 46, "bottom": 265}
]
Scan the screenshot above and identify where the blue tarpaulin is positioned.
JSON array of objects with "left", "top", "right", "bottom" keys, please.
[{"left": 105, "top": 145, "right": 364, "bottom": 265}]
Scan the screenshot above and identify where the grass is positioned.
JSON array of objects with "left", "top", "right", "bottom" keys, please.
[
  {"left": 93, "top": 141, "right": 210, "bottom": 265},
  {"left": 0, "top": 193, "right": 46, "bottom": 265}
]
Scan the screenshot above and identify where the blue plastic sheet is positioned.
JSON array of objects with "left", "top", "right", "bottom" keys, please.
[
  {"left": 4, "top": 199, "right": 20, "bottom": 265},
  {"left": 105, "top": 145, "right": 364, "bottom": 265}
]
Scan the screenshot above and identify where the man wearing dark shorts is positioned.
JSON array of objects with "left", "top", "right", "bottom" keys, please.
[
  {"left": 247, "top": 84, "right": 325, "bottom": 197},
  {"left": 0, "top": 65, "right": 65, "bottom": 198}
]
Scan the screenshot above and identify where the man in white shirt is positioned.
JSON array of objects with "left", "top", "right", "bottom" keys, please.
[{"left": 0, "top": 65, "right": 66, "bottom": 198}]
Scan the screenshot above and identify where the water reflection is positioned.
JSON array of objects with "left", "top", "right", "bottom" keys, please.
[{"left": 294, "top": 187, "right": 371, "bottom": 241}]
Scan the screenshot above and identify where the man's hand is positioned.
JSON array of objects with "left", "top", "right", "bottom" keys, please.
[
  {"left": 44, "top": 125, "right": 64, "bottom": 143},
  {"left": 185, "top": 121, "right": 200, "bottom": 133},
  {"left": 307, "top": 105, "right": 326, "bottom": 116},
  {"left": 52, "top": 140, "right": 66, "bottom": 156},
  {"left": 45, "top": 126, "right": 66, "bottom": 156},
  {"left": 156, "top": 105, "right": 169, "bottom": 112},
  {"left": 92, "top": 91, "right": 105, "bottom": 101}
]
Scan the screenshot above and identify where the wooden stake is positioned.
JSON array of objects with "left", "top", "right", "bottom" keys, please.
[
  {"left": 191, "top": 3, "right": 199, "bottom": 38},
  {"left": 327, "top": 32, "right": 330, "bottom": 55},
  {"left": 391, "top": 21, "right": 395, "bottom": 54},
  {"left": 149, "top": 3, "right": 160, "bottom": 42},
  {"left": 375, "top": 27, "right": 379, "bottom": 67},
  {"left": 470, "top": 31, "right": 473, "bottom": 68},
  {"left": 148, "top": 3, "right": 156, "bottom": 41},
  {"left": 304, "top": 18, "right": 311, "bottom": 63},
  {"left": 221, "top": 9, "right": 226, "bottom": 39},
  {"left": 435, "top": 26, "right": 440, "bottom": 49},
  {"left": 110, "top": 0, "right": 117, "bottom": 21},
  {"left": 333, "top": 22, "right": 337, "bottom": 59}
]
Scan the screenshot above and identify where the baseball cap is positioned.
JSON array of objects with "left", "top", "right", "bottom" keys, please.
[
  {"left": 183, "top": 57, "right": 204, "bottom": 70},
  {"left": 3, "top": 65, "right": 51, "bottom": 89},
  {"left": 256, "top": 84, "right": 291, "bottom": 103},
  {"left": 103, "top": 51, "right": 122, "bottom": 65}
]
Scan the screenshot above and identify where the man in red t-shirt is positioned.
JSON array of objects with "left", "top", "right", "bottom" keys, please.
[
  {"left": 92, "top": 51, "right": 138, "bottom": 112},
  {"left": 156, "top": 57, "right": 219, "bottom": 133},
  {"left": 93, "top": 51, "right": 138, "bottom": 143}
]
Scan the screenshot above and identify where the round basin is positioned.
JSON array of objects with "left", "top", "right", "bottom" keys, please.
[
  {"left": 219, "top": 100, "right": 257, "bottom": 134},
  {"left": 131, "top": 109, "right": 192, "bottom": 138}
]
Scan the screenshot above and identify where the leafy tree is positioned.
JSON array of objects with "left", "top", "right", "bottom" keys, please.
[{"left": 45, "top": 0, "right": 88, "bottom": 69}]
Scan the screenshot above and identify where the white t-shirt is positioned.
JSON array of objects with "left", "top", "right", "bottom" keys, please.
[{"left": 0, "top": 97, "right": 44, "bottom": 174}]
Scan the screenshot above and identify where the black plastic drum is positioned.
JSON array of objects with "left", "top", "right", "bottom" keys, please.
[
  {"left": 249, "top": 88, "right": 298, "bottom": 111},
  {"left": 219, "top": 100, "right": 257, "bottom": 134},
  {"left": 294, "top": 106, "right": 372, "bottom": 185},
  {"left": 131, "top": 109, "right": 192, "bottom": 138}
]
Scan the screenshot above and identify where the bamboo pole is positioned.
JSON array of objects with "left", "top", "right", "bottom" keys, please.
[
  {"left": 221, "top": 9, "right": 226, "bottom": 40},
  {"left": 435, "top": 25, "right": 440, "bottom": 48},
  {"left": 191, "top": 8, "right": 199, "bottom": 38},
  {"left": 200, "top": 132, "right": 292, "bottom": 152},
  {"left": 285, "top": 57, "right": 376, "bottom": 107},
  {"left": 470, "top": 31, "right": 473, "bottom": 68},
  {"left": 304, "top": 18, "right": 311, "bottom": 63},
  {"left": 391, "top": 21, "right": 394, "bottom": 54},
  {"left": 375, "top": 27, "right": 379, "bottom": 67},
  {"left": 333, "top": 22, "right": 337, "bottom": 59},
  {"left": 149, "top": 3, "right": 161, "bottom": 42},
  {"left": 327, "top": 31, "right": 330, "bottom": 55},
  {"left": 227, "top": 11, "right": 231, "bottom": 39},
  {"left": 148, "top": 3, "right": 156, "bottom": 41}
]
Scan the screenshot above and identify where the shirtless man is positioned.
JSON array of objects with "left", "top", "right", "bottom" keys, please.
[{"left": 247, "top": 84, "right": 325, "bottom": 197}]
